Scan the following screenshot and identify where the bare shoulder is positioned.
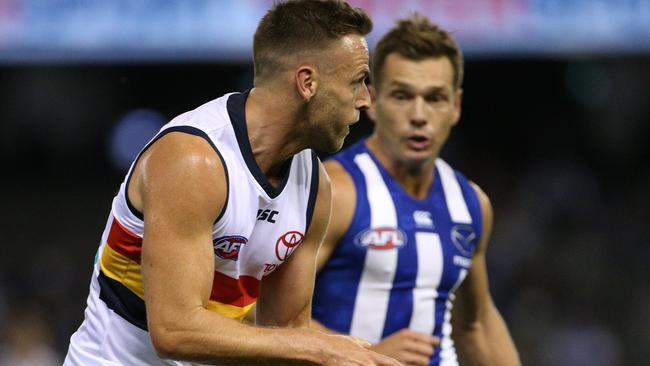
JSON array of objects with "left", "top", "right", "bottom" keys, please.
[
  {"left": 469, "top": 181, "right": 493, "bottom": 253},
  {"left": 130, "top": 131, "right": 227, "bottom": 220},
  {"left": 323, "top": 159, "right": 355, "bottom": 199},
  {"left": 317, "top": 159, "right": 332, "bottom": 200},
  {"left": 307, "top": 160, "right": 332, "bottom": 235},
  {"left": 315, "top": 159, "right": 357, "bottom": 270},
  {"left": 323, "top": 159, "right": 356, "bottom": 222},
  {"left": 469, "top": 181, "right": 492, "bottom": 214}
]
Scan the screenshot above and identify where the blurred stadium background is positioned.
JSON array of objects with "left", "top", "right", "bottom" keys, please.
[{"left": 0, "top": 1, "right": 648, "bottom": 365}]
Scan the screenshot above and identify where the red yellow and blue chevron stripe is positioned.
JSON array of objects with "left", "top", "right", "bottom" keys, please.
[{"left": 98, "top": 217, "right": 259, "bottom": 329}]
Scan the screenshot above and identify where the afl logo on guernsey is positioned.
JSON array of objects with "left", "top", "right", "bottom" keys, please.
[
  {"left": 275, "top": 231, "right": 304, "bottom": 261},
  {"left": 213, "top": 236, "right": 248, "bottom": 261},
  {"left": 451, "top": 224, "right": 478, "bottom": 256},
  {"left": 355, "top": 227, "right": 407, "bottom": 250}
]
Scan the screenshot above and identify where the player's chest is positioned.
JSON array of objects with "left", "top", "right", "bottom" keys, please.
[
  {"left": 347, "top": 207, "right": 478, "bottom": 290},
  {"left": 211, "top": 199, "right": 308, "bottom": 278}
]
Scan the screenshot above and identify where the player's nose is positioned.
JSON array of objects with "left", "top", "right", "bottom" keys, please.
[
  {"left": 356, "top": 82, "right": 371, "bottom": 111},
  {"left": 410, "top": 96, "right": 427, "bottom": 126}
]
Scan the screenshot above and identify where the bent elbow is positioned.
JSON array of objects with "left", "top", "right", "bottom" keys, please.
[
  {"left": 149, "top": 325, "right": 185, "bottom": 360},
  {"left": 454, "top": 319, "right": 484, "bottom": 336}
]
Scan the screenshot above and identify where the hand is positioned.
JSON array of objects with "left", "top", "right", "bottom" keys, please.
[
  {"left": 370, "top": 329, "right": 440, "bottom": 366},
  {"left": 319, "top": 333, "right": 404, "bottom": 366}
]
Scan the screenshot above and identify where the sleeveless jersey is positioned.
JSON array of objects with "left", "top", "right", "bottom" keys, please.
[
  {"left": 312, "top": 140, "right": 482, "bottom": 366},
  {"left": 66, "top": 92, "right": 320, "bottom": 365}
]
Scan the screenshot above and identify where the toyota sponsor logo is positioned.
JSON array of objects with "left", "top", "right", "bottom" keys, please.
[{"left": 275, "top": 231, "right": 304, "bottom": 261}]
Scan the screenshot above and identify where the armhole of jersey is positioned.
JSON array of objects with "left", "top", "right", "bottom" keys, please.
[
  {"left": 457, "top": 171, "right": 484, "bottom": 242},
  {"left": 125, "top": 125, "right": 230, "bottom": 224},
  {"left": 304, "top": 150, "right": 320, "bottom": 235}
]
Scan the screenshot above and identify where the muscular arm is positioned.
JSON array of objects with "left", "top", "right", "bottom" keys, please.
[
  {"left": 135, "top": 138, "right": 400, "bottom": 366},
  {"left": 135, "top": 133, "right": 313, "bottom": 365},
  {"left": 451, "top": 183, "right": 521, "bottom": 366}
]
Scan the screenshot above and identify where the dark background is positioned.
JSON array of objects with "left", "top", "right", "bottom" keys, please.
[{"left": 1, "top": 56, "right": 648, "bottom": 365}]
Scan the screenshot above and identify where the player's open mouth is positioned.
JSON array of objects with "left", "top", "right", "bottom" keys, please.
[{"left": 406, "top": 135, "right": 430, "bottom": 150}]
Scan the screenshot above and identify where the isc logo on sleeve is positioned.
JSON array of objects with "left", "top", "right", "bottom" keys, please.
[{"left": 354, "top": 227, "right": 407, "bottom": 250}]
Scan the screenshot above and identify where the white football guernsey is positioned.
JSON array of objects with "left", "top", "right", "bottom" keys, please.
[{"left": 65, "top": 91, "right": 320, "bottom": 365}]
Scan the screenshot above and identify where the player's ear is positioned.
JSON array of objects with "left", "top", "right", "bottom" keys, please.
[
  {"left": 365, "top": 85, "right": 378, "bottom": 123},
  {"left": 295, "top": 65, "right": 318, "bottom": 102},
  {"left": 451, "top": 88, "right": 463, "bottom": 126}
]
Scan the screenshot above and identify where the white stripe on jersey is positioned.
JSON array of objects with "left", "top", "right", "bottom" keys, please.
[
  {"left": 349, "top": 153, "right": 399, "bottom": 344},
  {"left": 437, "top": 158, "right": 471, "bottom": 364},
  {"left": 439, "top": 269, "right": 467, "bottom": 365},
  {"left": 436, "top": 159, "right": 472, "bottom": 224},
  {"left": 409, "top": 232, "right": 443, "bottom": 334},
  {"left": 439, "top": 300, "right": 460, "bottom": 366}
]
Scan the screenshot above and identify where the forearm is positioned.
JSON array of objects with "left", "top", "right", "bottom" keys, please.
[
  {"left": 151, "top": 307, "right": 326, "bottom": 365},
  {"left": 256, "top": 294, "right": 311, "bottom": 329},
  {"left": 453, "top": 305, "right": 520, "bottom": 366},
  {"left": 309, "top": 319, "right": 337, "bottom": 334}
]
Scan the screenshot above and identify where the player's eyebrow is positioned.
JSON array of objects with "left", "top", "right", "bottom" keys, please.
[
  {"left": 388, "top": 80, "right": 448, "bottom": 94},
  {"left": 357, "top": 69, "right": 370, "bottom": 80},
  {"left": 386, "top": 80, "right": 415, "bottom": 90}
]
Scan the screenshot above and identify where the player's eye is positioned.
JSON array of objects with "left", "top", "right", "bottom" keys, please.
[
  {"left": 391, "top": 91, "right": 411, "bottom": 100},
  {"left": 426, "top": 93, "right": 448, "bottom": 102}
]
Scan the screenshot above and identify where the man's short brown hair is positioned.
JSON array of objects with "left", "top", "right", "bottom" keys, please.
[
  {"left": 371, "top": 14, "right": 464, "bottom": 90},
  {"left": 253, "top": 0, "right": 372, "bottom": 82}
]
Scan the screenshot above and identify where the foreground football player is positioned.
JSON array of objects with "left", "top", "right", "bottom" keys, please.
[{"left": 65, "top": 1, "right": 402, "bottom": 365}]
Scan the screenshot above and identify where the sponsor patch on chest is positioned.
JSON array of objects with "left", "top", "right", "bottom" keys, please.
[
  {"left": 213, "top": 235, "right": 248, "bottom": 261},
  {"left": 413, "top": 210, "right": 434, "bottom": 228},
  {"left": 450, "top": 224, "right": 478, "bottom": 256},
  {"left": 354, "top": 227, "right": 407, "bottom": 250},
  {"left": 275, "top": 231, "right": 304, "bottom": 261}
]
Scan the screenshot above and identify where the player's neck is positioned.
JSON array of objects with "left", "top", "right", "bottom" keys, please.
[
  {"left": 366, "top": 137, "right": 436, "bottom": 200},
  {"left": 390, "top": 163, "right": 436, "bottom": 201},
  {"left": 245, "top": 87, "right": 308, "bottom": 183}
]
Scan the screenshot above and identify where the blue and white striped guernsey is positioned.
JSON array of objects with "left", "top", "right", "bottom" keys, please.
[{"left": 313, "top": 140, "right": 483, "bottom": 366}]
